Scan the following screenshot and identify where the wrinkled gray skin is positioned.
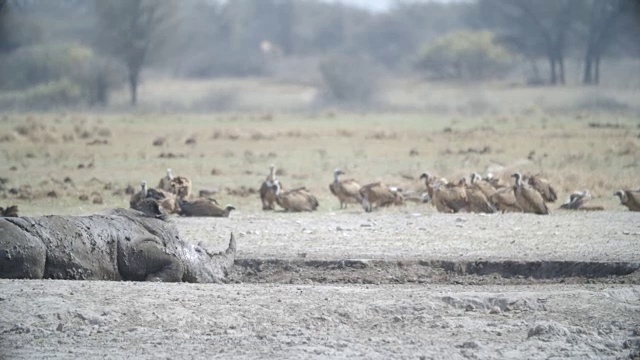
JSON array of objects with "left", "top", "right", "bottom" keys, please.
[{"left": 0, "top": 209, "right": 236, "bottom": 283}]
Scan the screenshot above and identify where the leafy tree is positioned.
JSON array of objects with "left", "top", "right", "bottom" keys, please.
[
  {"left": 95, "top": 0, "right": 173, "bottom": 106},
  {"left": 416, "top": 30, "right": 512, "bottom": 81}
]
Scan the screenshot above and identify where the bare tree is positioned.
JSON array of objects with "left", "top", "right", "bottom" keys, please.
[
  {"left": 479, "top": 0, "right": 579, "bottom": 85},
  {"left": 581, "top": 0, "right": 626, "bottom": 85},
  {"left": 95, "top": 0, "right": 172, "bottom": 106}
]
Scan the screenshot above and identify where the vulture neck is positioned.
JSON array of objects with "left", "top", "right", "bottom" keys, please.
[
  {"left": 514, "top": 176, "right": 522, "bottom": 188},
  {"left": 333, "top": 172, "right": 341, "bottom": 184}
]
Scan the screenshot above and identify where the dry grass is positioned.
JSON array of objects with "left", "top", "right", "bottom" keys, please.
[{"left": 0, "top": 107, "right": 638, "bottom": 215}]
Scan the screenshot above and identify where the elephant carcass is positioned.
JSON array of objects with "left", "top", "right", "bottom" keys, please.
[{"left": 0, "top": 209, "right": 236, "bottom": 283}]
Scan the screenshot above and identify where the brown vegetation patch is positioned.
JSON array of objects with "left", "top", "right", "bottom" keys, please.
[
  {"left": 0, "top": 133, "right": 17, "bottom": 142},
  {"left": 158, "top": 152, "right": 186, "bottom": 159},
  {"left": 336, "top": 129, "right": 354, "bottom": 138},
  {"left": 152, "top": 137, "right": 166, "bottom": 146},
  {"left": 588, "top": 122, "right": 628, "bottom": 129},
  {"left": 226, "top": 186, "right": 257, "bottom": 197},
  {"left": 366, "top": 130, "right": 399, "bottom": 140}
]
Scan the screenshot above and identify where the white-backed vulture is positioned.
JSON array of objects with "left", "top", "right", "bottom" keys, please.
[
  {"left": 560, "top": 191, "right": 603, "bottom": 211},
  {"left": 329, "top": 168, "right": 362, "bottom": 209},
  {"left": 129, "top": 181, "right": 148, "bottom": 209},
  {"left": 0, "top": 205, "right": 19, "bottom": 217},
  {"left": 512, "top": 173, "right": 549, "bottom": 215},
  {"left": 528, "top": 174, "right": 558, "bottom": 203},
  {"left": 259, "top": 164, "right": 280, "bottom": 210},
  {"left": 178, "top": 197, "right": 236, "bottom": 217},
  {"left": 614, "top": 189, "right": 640, "bottom": 212},
  {"left": 430, "top": 178, "right": 468, "bottom": 213},
  {"left": 488, "top": 186, "right": 521, "bottom": 213},
  {"left": 470, "top": 173, "right": 497, "bottom": 199},
  {"left": 359, "top": 182, "right": 405, "bottom": 212},
  {"left": 158, "top": 168, "right": 174, "bottom": 192},
  {"left": 463, "top": 177, "right": 496, "bottom": 214},
  {"left": 419, "top": 172, "right": 448, "bottom": 204},
  {"left": 483, "top": 173, "right": 505, "bottom": 189},
  {"left": 273, "top": 182, "right": 319, "bottom": 212}
]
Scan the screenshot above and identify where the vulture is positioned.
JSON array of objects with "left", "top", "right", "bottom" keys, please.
[
  {"left": 560, "top": 191, "right": 603, "bottom": 211},
  {"left": 419, "top": 173, "right": 448, "bottom": 201},
  {"left": 512, "top": 173, "right": 549, "bottom": 215},
  {"left": 158, "top": 168, "right": 174, "bottom": 192},
  {"left": 329, "top": 168, "right": 362, "bottom": 209},
  {"left": 259, "top": 164, "right": 280, "bottom": 210},
  {"left": 147, "top": 188, "right": 180, "bottom": 214},
  {"left": 272, "top": 182, "right": 319, "bottom": 212},
  {"left": 470, "top": 173, "right": 497, "bottom": 199},
  {"left": 178, "top": 197, "right": 236, "bottom": 217},
  {"left": 129, "top": 181, "right": 148, "bottom": 209},
  {"left": 133, "top": 198, "right": 169, "bottom": 220},
  {"left": 464, "top": 178, "right": 496, "bottom": 213},
  {"left": 0, "top": 205, "right": 19, "bottom": 217},
  {"left": 431, "top": 178, "right": 468, "bottom": 213},
  {"left": 170, "top": 176, "right": 192, "bottom": 199},
  {"left": 613, "top": 189, "right": 640, "bottom": 212},
  {"left": 528, "top": 174, "right": 558, "bottom": 202},
  {"left": 488, "top": 187, "right": 521, "bottom": 213},
  {"left": 483, "top": 173, "right": 505, "bottom": 189},
  {"left": 359, "top": 182, "right": 404, "bottom": 212}
]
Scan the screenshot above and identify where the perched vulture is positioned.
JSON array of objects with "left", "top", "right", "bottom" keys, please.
[
  {"left": 158, "top": 168, "right": 174, "bottom": 192},
  {"left": 488, "top": 187, "right": 521, "bottom": 213},
  {"left": 272, "top": 182, "right": 319, "bottom": 212},
  {"left": 359, "top": 182, "right": 404, "bottom": 212},
  {"left": 512, "top": 173, "right": 549, "bottom": 215},
  {"left": 431, "top": 178, "right": 468, "bottom": 213},
  {"left": 129, "top": 181, "right": 148, "bottom": 209},
  {"left": 528, "top": 174, "right": 558, "bottom": 203},
  {"left": 613, "top": 189, "right": 640, "bottom": 212},
  {"left": 259, "top": 164, "right": 280, "bottom": 210},
  {"left": 329, "top": 168, "right": 362, "bottom": 209}
]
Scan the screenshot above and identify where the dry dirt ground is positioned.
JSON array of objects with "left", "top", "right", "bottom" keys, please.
[{"left": 1, "top": 210, "right": 640, "bottom": 359}]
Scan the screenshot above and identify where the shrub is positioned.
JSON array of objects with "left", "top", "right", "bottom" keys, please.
[
  {"left": 0, "top": 43, "right": 93, "bottom": 91},
  {"left": 0, "top": 43, "right": 124, "bottom": 109},
  {"left": 416, "top": 31, "right": 513, "bottom": 81},
  {"left": 0, "top": 79, "right": 82, "bottom": 110}
]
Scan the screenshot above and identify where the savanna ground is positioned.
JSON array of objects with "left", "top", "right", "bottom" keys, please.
[{"left": 1, "top": 81, "right": 640, "bottom": 359}]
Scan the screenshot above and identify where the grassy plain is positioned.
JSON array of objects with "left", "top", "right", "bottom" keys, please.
[{"left": 0, "top": 81, "right": 638, "bottom": 216}]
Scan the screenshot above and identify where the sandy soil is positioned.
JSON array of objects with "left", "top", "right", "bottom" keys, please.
[{"left": 1, "top": 210, "right": 639, "bottom": 359}]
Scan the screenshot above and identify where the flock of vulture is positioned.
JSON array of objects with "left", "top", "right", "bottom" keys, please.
[
  {"left": 259, "top": 165, "right": 640, "bottom": 214},
  {"left": 129, "top": 168, "right": 236, "bottom": 219},
  {"left": 1, "top": 166, "right": 638, "bottom": 219}
]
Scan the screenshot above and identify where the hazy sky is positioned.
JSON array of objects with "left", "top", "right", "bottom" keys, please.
[{"left": 325, "top": 0, "right": 455, "bottom": 12}]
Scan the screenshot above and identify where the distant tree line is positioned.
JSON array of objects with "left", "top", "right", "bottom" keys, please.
[{"left": 0, "top": 0, "right": 638, "bottom": 108}]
